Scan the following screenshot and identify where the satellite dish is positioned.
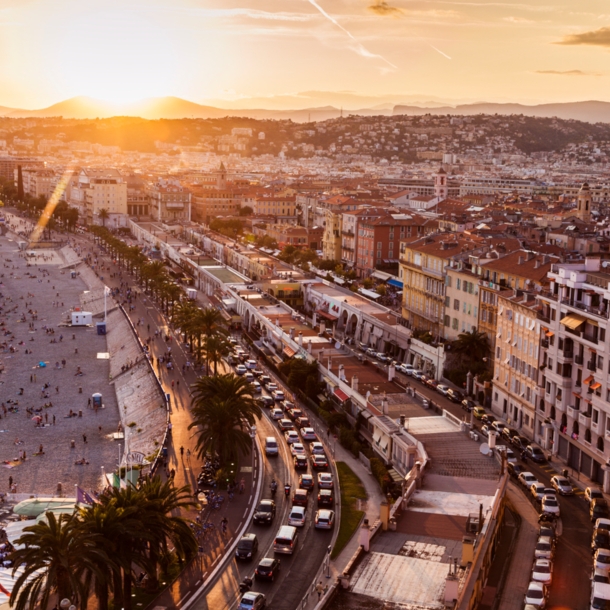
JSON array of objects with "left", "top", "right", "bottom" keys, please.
[
  {"left": 335, "top": 341, "right": 341, "bottom": 349},
  {"left": 479, "top": 443, "right": 491, "bottom": 456}
]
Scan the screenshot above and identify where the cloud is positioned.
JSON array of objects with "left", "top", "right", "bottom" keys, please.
[
  {"left": 535, "top": 69, "right": 602, "bottom": 76},
  {"left": 556, "top": 26, "right": 610, "bottom": 47},
  {"left": 503, "top": 16, "right": 534, "bottom": 24},
  {"left": 368, "top": 1, "right": 403, "bottom": 17}
]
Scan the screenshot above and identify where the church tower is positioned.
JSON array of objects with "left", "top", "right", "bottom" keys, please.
[
  {"left": 434, "top": 167, "right": 448, "bottom": 200},
  {"left": 576, "top": 182, "right": 592, "bottom": 222},
  {"left": 216, "top": 162, "right": 227, "bottom": 190}
]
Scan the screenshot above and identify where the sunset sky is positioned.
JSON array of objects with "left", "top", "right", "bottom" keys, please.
[{"left": 1, "top": 0, "right": 610, "bottom": 109}]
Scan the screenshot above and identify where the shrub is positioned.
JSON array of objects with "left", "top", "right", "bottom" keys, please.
[
  {"left": 339, "top": 426, "right": 361, "bottom": 458},
  {"left": 370, "top": 457, "right": 390, "bottom": 491}
]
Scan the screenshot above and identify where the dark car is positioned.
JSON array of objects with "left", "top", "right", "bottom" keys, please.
[
  {"left": 260, "top": 395, "right": 275, "bottom": 408},
  {"left": 480, "top": 413, "right": 496, "bottom": 425},
  {"left": 312, "top": 454, "right": 329, "bottom": 471},
  {"left": 512, "top": 436, "right": 531, "bottom": 452},
  {"left": 526, "top": 445, "right": 547, "bottom": 463},
  {"left": 592, "top": 499, "right": 610, "bottom": 523},
  {"left": 255, "top": 557, "right": 281, "bottom": 581},
  {"left": 592, "top": 529, "right": 610, "bottom": 553},
  {"left": 253, "top": 500, "right": 276, "bottom": 525},
  {"left": 461, "top": 399, "right": 475, "bottom": 412},
  {"left": 299, "top": 474, "right": 315, "bottom": 492},
  {"left": 318, "top": 489, "right": 334, "bottom": 507},
  {"left": 539, "top": 524, "right": 555, "bottom": 541},
  {"left": 293, "top": 489, "right": 308, "bottom": 506},
  {"left": 259, "top": 375, "right": 271, "bottom": 386},
  {"left": 502, "top": 427, "right": 519, "bottom": 442},
  {"left": 296, "top": 417, "right": 311, "bottom": 429},
  {"left": 426, "top": 379, "right": 439, "bottom": 390},
  {"left": 446, "top": 389, "right": 463, "bottom": 404},
  {"left": 287, "top": 408, "right": 304, "bottom": 421},
  {"left": 235, "top": 533, "right": 258, "bottom": 561},
  {"left": 507, "top": 462, "right": 525, "bottom": 478},
  {"left": 293, "top": 455, "right": 308, "bottom": 470}
]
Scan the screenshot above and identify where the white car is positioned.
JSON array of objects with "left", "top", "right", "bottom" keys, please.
[
  {"left": 436, "top": 384, "right": 450, "bottom": 396},
  {"left": 290, "top": 443, "right": 306, "bottom": 457},
  {"left": 251, "top": 381, "right": 262, "bottom": 393},
  {"left": 399, "top": 364, "right": 414, "bottom": 375},
  {"left": 288, "top": 506, "right": 307, "bottom": 527},
  {"left": 318, "top": 472, "right": 333, "bottom": 489},
  {"left": 245, "top": 359, "right": 257, "bottom": 369},
  {"left": 270, "top": 408, "right": 283, "bottom": 421},
  {"left": 541, "top": 495, "right": 560, "bottom": 516},
  {"left": 265, "top": 382, "right": 278, "bottom": 393},
  {"left": 534, "top": 536, "right": 554, "bottom": 559},
  {"left": 592, "top": 566, "right": 610, "bottom": 584},
  {"left": 531, "top": 559, "right": 552, "bottom": 585},
  {"left": 519, "top": 472, "right": 539, "bottom": 489},
  {"left": 310, "top": 442, "right": 326, "bottom": 455},
  {"left": 550, "top": 476, "right": 573, "bottom": 496},
  {"left": 530, "top": 483, "right": 546, "bottom": 503},
  {"left": 244, "top": 372, "right": 255, "bottom": 382},
  {"left": 301, "top": 428, "right": 317, "bottom": 441},
  {"left": 284, "top": 431, "right": 300, "bottom": 444},
  {"left": 594, "top": 549, "right": 610, "bottom": 570},
  {"left": 411, "top": 370, "right": 424, "bottom": 380},
  {"left": 235, "top": 364, "right": 247, "bottom": 375},
  {"left": 272, "top": 390, "right": 285, "bottom": 402},
  {"left": 596, "top": 518, "right": 610, "bottom": 533},
  {"left": 524, "top": 580, "right": 547, "bottom": 608}
]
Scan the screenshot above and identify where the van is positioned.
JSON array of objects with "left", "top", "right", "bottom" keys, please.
[
  {"left": 273, "top": 525, "right": 298, "bottom": 554},
  {"left": 590, "top": 581, "right": 610, "bottom": 609},
  {"left": 265, "top": 437, "right": 279, "bottom": 457}
]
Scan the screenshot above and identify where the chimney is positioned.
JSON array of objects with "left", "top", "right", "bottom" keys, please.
[
  {"left": 351, "top": 375, "right": 359, "bottom": 392},
  {"left": 543, "top": 255, "right": 551, "bottom": 264},
  {"left": 534, "top": 259, "right": 540, "bottom": 269},
  {"left": 298, "top": 331, "right": 303, "bottom": 346},
  {"left": 289, "top": 327, "right": 295, "bottom": 339},
  {"left": 518, "top": 256, "right": 524, "bottom": 265}
]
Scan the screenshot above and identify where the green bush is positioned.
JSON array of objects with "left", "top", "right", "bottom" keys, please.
[
  {"left": 370, "top": 457, "right": 390, "bottom": 491},
  {"left": 338, "top": 426, "right": 361, "bottom": 458}
]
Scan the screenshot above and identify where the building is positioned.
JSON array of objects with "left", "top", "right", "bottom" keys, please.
[
  {"left": 253, "top": 195, "right": 297, "bottom": 224},
  {"left": 68, "top": 168, "right": 127, "bottom": 226},
  {"left": 19, "top": 168, "right": 56, "bottom": 199},
  {"left": 125, "top": 173, "right": 150, "bottom": 218},
  {"left": 321, "top": 196, "right": 362, "bottom": 261},
  {"left": 341, "top": 207, "right": 389, "bottom": 272},
  {"left": 148, "top": 178, "right": 191, "bottom": 222},
  {"left": 444, "top": 260, "right": 481, "bottom": 340},
  {"left": 190, "top": 163, "right": 244, "bottom": 223},
  {"left": 261, "top": 224, "right": 323, "bottom": 249}
]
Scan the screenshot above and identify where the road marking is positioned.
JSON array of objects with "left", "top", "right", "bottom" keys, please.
[
  {"left": 195, "top": 580, "right": 201, "bottom": 587},
  {"left": 243, "top": 508, "right": 249, "bottom": 518},
  {"left": 178, "top": 591, "right": 192, "bottom": 605},
  {"left": 211, "top": 556, "right": 220, "bottom": 566},
  {"left": 249, "top": 493, "right": 253, "bottom": 502}
]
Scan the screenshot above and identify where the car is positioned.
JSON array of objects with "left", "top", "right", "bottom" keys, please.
[
  {"left": 541, "top": 495, "right": 560, "bottom": 516},
  {"left": 318, "top": 489, "right": 334, "bottom": 507},
  {"left": 315, "top": 509, "right": 335, "bottom": 529},
  {"left": 265, "top": 382, "right": 278, "bottom": 393},
  {"left": 235, "top": 364, "right": 248, "bottom": 375},
  {"left": 284, "top": 430, "right": 300, "bottom": 444},
  {"left": 492, "top": 421, "right": 506, "bottom": 434},
  {"left": 534, "top": 535, "right": 554, "bottom": 559},
  {"left": 538, "top": 523, "right": 555, "bottom": 541},
  {"left": 318, "top": 472, "right": 333, "bottom": 489},
  {"left": 310, "top": 442, "right": 326, "bottom": 455},
  {"left": 538, "top": 512, "right": 558, "bottom": 525},
  {"left": 530, "top": 483, "right": 547, "bottom": 503},
  {"left": 473, "top": 406, "right": 486, "bottom": 420},
  {"left": 519, "top": 472, "right": 539, "bottom": 489},
  {"left": 238, "top": 591, "right": 266, "bottom": 610},
  {"left": 436, "top": 384, "right": 450, "bottom": 396},
  {"left": 312, "top": 454, "right": 329, "bottom": 470},
  {"left": 593, "top": 529, "right": 610, "bottom": 553},
  {"left": 550, "top": 476, "right": 573, "bottom": 496},
  {"left": 253, "top": 500, "right": 276, "bottom": 525},
  {"left": 411, "top": 369, "right": 424, "bottom": 380},
  {"left": 293, "top": 455, "right": 308, "bottom": 470},
  {"left": 358, "top": 342, "right": 368, "bottom": 352},
  {"left": 260, "top": 395, "right": 275, "bottom": 408},
  {"left": 376, "top": 353, "right": 389, "bottom": 363},
  {"left": 366, "top": 347, "right": 377, "bottom": 357},
  {"left": 295, "top": 417, "right": 311, "bottom": 429},
  {"left": 245, "top": 372, "right": 255, "bottom": 383},
  {"left": 512, "top": 436, "right": 531, "bottom": 452},
  {"left": 504, "top": 448, "right": 517, "bottom": 464},
  {"left": 235, "top": 533, "right": 259, "bottom": 561},
  {"left": 251, "top": 381, "right": 262, "bottom": 393},
  {"left": 595, "top": 549, "right": 610, "bottom": 570},
  {"left": 502, "top": 427, "right": 519, "bottom": 443},
  {"left": 287, "top": 408, "right": 304, "bottom": 421},
  {"left": 245, "top": 359, "right": 257, "bottom": 369},
  {"left": 526, "top": 446, "right": 547, "bottom": 463},
  {"left": 587, "top": 487, "right": 605, "bottom": 505},
  {"left": 301, "top": 428, "right": 318, "bottom": 441},
  {"left": 462, "top": 399, "right": 475, "bottom": 412},
  {"left": 426, "top": 378, "right": 439, "bottom": 390},
  {"left": 596, "top": 518, "right": 610, "bottom": 533},
  {"left": 282, "top": 400, "right": 295, "bottom": 411},
  {"left": 255, "top": 557, "right": 281, "bottom": 582},
  {"left": 592, "top": 499, "right": 610, "bottom": 523},
  {"left": 480, "top": 413, "right": 496, "bottom": 425},
  {"left": 290, "top": 442, "right": 306, "bottom": 457},
  {"left": 480, "top": 424, "right": 491, "bottom": 438},
  {"left": 524, "top": 580, "right": 547, "bottom": 608},
  {"left": 278, "top": 419, "right": 294, "bottom": 432},
  {"left": 399, "top": 364, "right": 415, "bottom": 375},
  {"left": 288, "top": 506, "right": 307, "bottom": 527},
  {"left": 272, "top": 390, "right": 285, "bottom": 402},
  {"left": 270, "top": 408, "right": 284, "bottom": 421},
  {"left": 446, "top": 389, "right": 463, "bottom": 403},
  {"left": 507, "top": 462, "right": 525, "bottom": 478},
  {"left": 292, "top": 489, "right": 308, "bottom": 506},
  {"left": 259, "top": 375, "right": 272, "bottom": 386},
  {"left": 252, "top": 369, "right": 264, "bottom": 378},
  {"left": 531, "top": 559, "right": 553, "bottom": 585},
  {"left": 592, "top": 566, "right": 610, "bottom": 584},
  {"left": 299, "top": 474, "right": 315, "bottom": 492}
]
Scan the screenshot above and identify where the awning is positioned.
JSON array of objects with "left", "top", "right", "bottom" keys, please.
[
  {"left": 387, "top": 278, "right": 404, "bottom": 289},
  {"left": 359, "top": 288, "right": 382, "bottom": 300},
  {"left": 316, "top": 310, "right": 338, "bottom": 321},
  {"left": 283, "top": 345, "right": 296, "bottom": 358},
  {"left": 545, "top": 331, "right": 554, "bottom": 337},
  {"left": 583, "top": 375, "right": 594, "bottom": 384},
  {"left": 388, "top": 468, "right": 404, "bottom": 483},
  {"left": 586, "top": 318, "right": 599, "bottom": 327},
  {"left": 372, "top": 270, "right": 392, "bottom": 281},
  {"left": 359, "top": 410, "right": 373, "bottom": 421},
  {"left": 591, "top": 382, "right": 602, "bottom": 390},
  {"left": 573, "top": 392, "right": 582, "bottom": 398},
  {"left": 560, "top": 313, "right": 587, "bottom": 330},
  {"left": 334, "top": 388, "right": 349, "bottom": 402}
]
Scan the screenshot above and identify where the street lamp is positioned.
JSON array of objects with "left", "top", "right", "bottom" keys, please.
[{"left": 326, "top": 545, "right": 332, "bottom": 578}]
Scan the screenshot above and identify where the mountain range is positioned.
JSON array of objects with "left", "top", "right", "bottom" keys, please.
[{"left": 2, "top": 96, "right": 610, "bottom": 124}]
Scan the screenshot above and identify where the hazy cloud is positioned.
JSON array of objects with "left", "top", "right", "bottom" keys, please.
[
  {"left": 368, "top": 1, "right": 403, "bottom": 17},
  {"left": 536, "top": 69, "right": 602, "bottom": 76},
  {"left": 557, "top": 26, "right": 610, "bottom": 47},
  {"left": 503, "top": 16, "right": 534, "bottom": 24}
]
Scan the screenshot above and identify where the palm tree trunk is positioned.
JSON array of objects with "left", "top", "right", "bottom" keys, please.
[
  {"left": 123, "top": 571, "right": 133, "bottom": 610},
  {"left": 113, "top": 570, "right": 124, "bottom": 609}
]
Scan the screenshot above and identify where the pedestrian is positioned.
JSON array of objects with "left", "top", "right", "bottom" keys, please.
[
  {"left": 8, "top": 475, "right": 12, "bottom": 489},
  {"left": 221, "top": 517, "right": 228, "bottom": 535},
  {"left": 239, "top": 478, "right": 245, "bottom": 494},
  {"left": 52, "top": 414, "right": 56, "bottom": 425},
  {"left": 180, "top": 445, "right": 184, "bottom": 457},
  {"left": 316, "top": 582, "right": 325, "bottom": 600},
  {"left": 83, "top": 434, "right": 87, "bottom": 444}
]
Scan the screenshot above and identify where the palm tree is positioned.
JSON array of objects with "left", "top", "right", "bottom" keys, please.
[
  {"left": 10, "top": 512, "right": 107, "bottom": 610},
  {"left": 199, "top": 306, "right": 226, "bottom": 336},
  {"left": 189, "top": 374, "right": 262, "bottom": 466},
  {"left": 202, "top": 333, "right": 231, "bottom": 375},
  {"left": 452, "top": 328, "right": 490, "bottom": 363},
  {"left": 98, "top": 207, "right": 109, "bottom": 227}
]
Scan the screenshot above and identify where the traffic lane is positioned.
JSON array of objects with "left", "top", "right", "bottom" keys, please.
[{"left": 519, "top": 461, "right": 592, "bottom": 609}]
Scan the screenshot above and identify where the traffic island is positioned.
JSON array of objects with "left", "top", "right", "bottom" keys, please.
[{"left": 333, "top": 461, "right": 367, "bottom": 558}]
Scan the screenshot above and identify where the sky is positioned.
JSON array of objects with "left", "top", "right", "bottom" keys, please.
[{"left": 1, "top": 0, "right": 610, "bottom": 109}]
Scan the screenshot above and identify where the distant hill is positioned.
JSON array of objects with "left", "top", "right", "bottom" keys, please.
[{"left": 393, "top": 101, "right": 610, "bottom": 124}]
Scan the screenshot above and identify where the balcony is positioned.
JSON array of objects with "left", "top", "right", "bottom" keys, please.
[
  {"left": 584, "top": 333, "right": 599, "bottom": 345},
  {"left": 567, "top": 406, "right": 579, "bottom": 419},
  {"left": 605, "top": 429, "right": 610, "bottom": 441},
  {"left": 587, "top": 361, "right": 597, "bottom": 372},
  {"left": 561, "top": 349, "right": 573, "bottom": 361},
  {"left": 579, "top": 412, "right": 592, "bottom": 426},
  {"left": 166, "top": 202, "right": 185, "bottom": 209},
  {"left": 592, "top": 420, "right": 601, "bottom": 434},
  {"left": 561, "top": 297, "right": 609, "bottom": 320},
  {"left": 575, "top": 354, "right": 584, "bottom": 365},
  {"left": 540, "top": 339, "right": 549, "bottom": 348}
]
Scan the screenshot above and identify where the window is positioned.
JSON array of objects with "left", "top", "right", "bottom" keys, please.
[
  {"left": 444, "top": 315, "right": 450, "bottom": 327},
  {"left": 445, "top": 296, "right": 450, "bottom": 307},
  {"left": 456, "top": 279, "right": 461, "bottom": 290},
  {"left": 452, "top": 318, "right": 458, "bottom": 330},
  {"left": 454, "top": 299, "right": 460, "bottom": 311}
]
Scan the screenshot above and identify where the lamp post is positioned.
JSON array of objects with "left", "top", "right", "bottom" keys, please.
[
  {"left": 250, "top": 425, "right": 257, "bottom": 467},
  {"left": 326, "top": 545, "right": 332, "bottom": 578}
]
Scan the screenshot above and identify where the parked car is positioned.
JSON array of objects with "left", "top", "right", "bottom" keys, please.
[
  {"left": 366, "top": 347, "right": 377, "bottom": 357},
  {"left": 235, "top": 533, "right": 258, "bottom": 561},
  {"left": 595, "top": 518, "right": 610, "bottom": 533},
  {"left": 592, "top": 499, "right": 610, "bottom": 523},
  {"left": 480, "top": 424, "right": 491, "bottom": 438},
  {"left": 292, "top": 489, "right": 308, "bottom": 506},
  {"left": 586, "top": 487, "right": 605, "bottom": 505},
  {"left": 376, "top": 353, "right": 389, "bottom": 363},
  {"left": 541, "top": 495, "right": 560, "bottom": 516},
  {"left": 531, "top": 558, "right": 553, "bottom": 585},
  {"left": 238, "top": 592, "right": 266, "bottom": 610},
  {"left": 524, "top": 580, "right": 547, "bottom": 608},
  {"left": 436, "top": 384, "right": 450, "bottom": 396},
  {"left": 426, "top": 379, "right": 439, "bottom": 390},
  {"left": 312, "top": 454, "right": 329, "bottom": 470},
  {"left": 288, "top": 506, "right": 307, "bottom": 527},
  {"left": 492, "top": 421, "right": 506, "bottom": 434},
  {"left": 508, "top": 462, "right": 525, "bottom": 478},
  {"left": 358, "top": 342, "right": 368, "bottom": 352},
  {"left": 301, "top": 428, "right": 317, "bottom": 441},
  {"left": 473, "top": 406, "right": 486, "bottom": 420},
  {"left": 253, "top": 500, "right": 276, "bottom": 525},
  {"left": 526, "top": 445, "right": 547, "bottom": 463},
  {"left": 318, "top": 489, "right": 334, "bottom": 507},
  {"left": 592, "top": 566, "right": 610, "bottom": 584},
  {"left": 299, "top": 474, "right": 315, "bottom": 492},
  {"left": 519, "top": 472, "right": 539, "bottom": 489},
  {"left": 550, "top": 476, "right": 573, "bottom": 496},
  {"left": 411, "top": 369, "right": 424, "bottom": 380},
  {"left": 530, "top": 483, "right": 546, "bottom": 503},
  {"left": 446, "top": 389, "right": 463, "bottom": 403},
  {"left": 512, "top": 436, "right": 531, "bottom": 452},
  {"left": 310, "top": 442, "right": 326, "bottom": 455},
  {"left": 594, "top": 548, "right": 610, "bottom": 570},
  {"left": 318, "top": 472, "right": 334, "bottom": 488},
  {"left": 592, "top": 529, "right": 610, "bottom": 553},
  {"left": 255, "top": 557, "right": 281, "bottom": 582},
  {"left": 480, "top": 413, "right": 496, "bottom": 425},
  {"left": 504, "top": 448, "right": 517, "bottom": 464},
  {"left": 534, "top": 535, "right": 554, "bottom": 559},
  {"left": 293, "top": 455, "right": 308, "bottom": 470},
  {"left": 462, "top": 399, "right": 475, "bottom": 412},
  {"left": 502, "top": 427, "right": 519, "bottom": 443},
  {"left": 315, "top": 509, "right": 335, "bottom": 530},
  {"left": 399, "top": 364, "right": 414, "bottom": 375}
]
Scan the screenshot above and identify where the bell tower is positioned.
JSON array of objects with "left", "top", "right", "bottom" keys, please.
[
  {"left": 216, "top": 162, "right": 227, "bottom": 190},
  {"left": 434, "top": 167, "right": 448, "bottom": 200},
  {"left": 576, "top": 182, "right": 591, "bottom": 222}
]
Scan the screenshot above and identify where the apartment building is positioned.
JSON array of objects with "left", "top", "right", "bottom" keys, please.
[
  {"left": 444, "top": 261, "right": 481, "bottom": 340},
  {"left": 253, "top": 195, "right": 297, "bottom": 223},
  {"left": 321, "top": 196, "right": 362, "bottom": 261},
  {"left": 68, "top": 168, "right": 127, "bottom": 225},
  {"left": 17, "top": 168, "right": 56, "bottom": 199},
  {"left": 537, "top": 259, "right": 610, "bottom": 488},
  {"left": 148, "top": 179, "right": 191, "bottom": 222},
  {"left": 341, "top": 207, "right": 389, "bottom": 272},
  {"left": 260, "top": 224, "right": 323, "bottom": 249},
  {"left": 492, "top": 290, "right": 542, "bottom": 440}
]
